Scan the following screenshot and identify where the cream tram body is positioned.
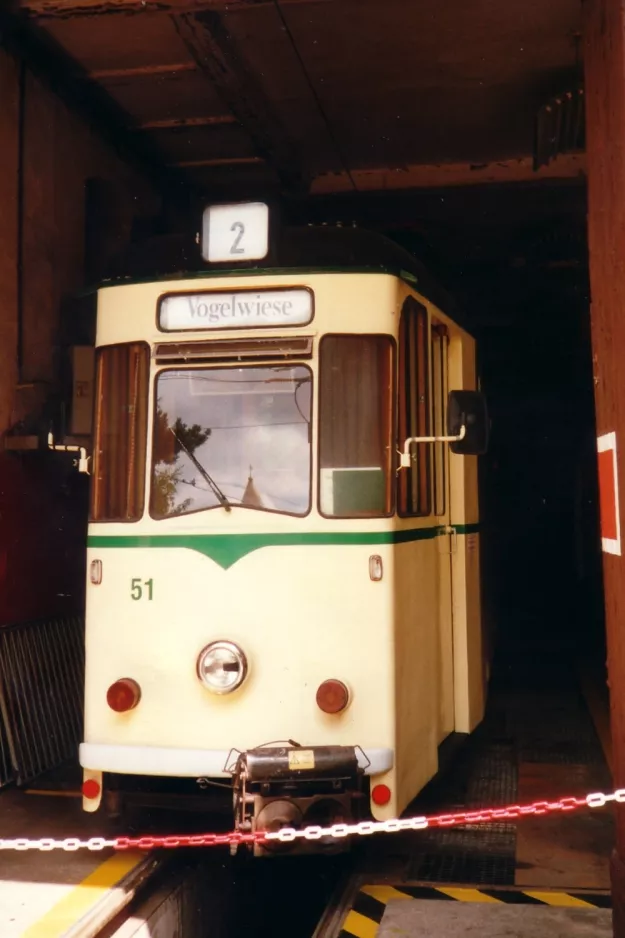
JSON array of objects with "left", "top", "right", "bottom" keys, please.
[{"left": 79, "top": 267, "right": 487, "bottom": 845}]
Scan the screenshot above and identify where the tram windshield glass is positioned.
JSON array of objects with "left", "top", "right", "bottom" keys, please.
[{"left": 150, "top": 365, "right": 312, "bottom": 518}]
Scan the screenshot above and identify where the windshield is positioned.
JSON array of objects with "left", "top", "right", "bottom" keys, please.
[{"left": 150, "top": 365, "right": 312, "bottom": 518}]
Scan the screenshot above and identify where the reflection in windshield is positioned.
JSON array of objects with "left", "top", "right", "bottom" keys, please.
[
  {"left": 168, "top": 423, "right": 232, "bottom": 511},
  {"left": 150, "top": 365, "right": 312, "bottom": 518}
]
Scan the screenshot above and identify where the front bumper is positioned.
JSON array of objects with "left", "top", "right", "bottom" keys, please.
[{"left": 79, "top": 743, "right": 394, "bottom": 777}]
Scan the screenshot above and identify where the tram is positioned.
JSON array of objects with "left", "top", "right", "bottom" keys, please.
[{"left": 53, "top": 204, "right": 489, "bottom": 855}]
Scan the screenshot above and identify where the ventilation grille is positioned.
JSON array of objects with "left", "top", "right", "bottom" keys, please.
[{"left": 154, "top": 335, "right": 314, "bottom": 364}]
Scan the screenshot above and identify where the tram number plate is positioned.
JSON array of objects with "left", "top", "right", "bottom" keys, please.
[
  {"left": 288, "top": 749, "right": 315, "bottom": 771},
  {"left": 202, "top": 202, "right": 269, "bottom": 263}
]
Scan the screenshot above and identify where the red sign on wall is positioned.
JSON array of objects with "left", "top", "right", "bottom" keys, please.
[{"left": 597, "top": 431, "right": 621, "bottom": 555}]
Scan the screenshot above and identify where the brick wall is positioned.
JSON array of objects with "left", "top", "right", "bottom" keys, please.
[{"left": 0, "top": 48, "right": 159, "bottom": 626}]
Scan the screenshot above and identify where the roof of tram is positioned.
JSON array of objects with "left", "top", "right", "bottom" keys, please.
[{"left": 95, "top": 224, "right": 464, "bottom": 323}]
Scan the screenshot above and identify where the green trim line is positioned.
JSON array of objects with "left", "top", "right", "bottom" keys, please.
[{"left": 88, "top": 523, "right": 480, "bottom": 570}]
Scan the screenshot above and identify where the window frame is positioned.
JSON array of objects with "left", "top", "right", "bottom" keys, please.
[
  {"left": 148, "top": 361, "right": 314, "bottom": 521},
  {"left": 397, "top": 299, "right": 432, "bottom": 518},
  {"left": 89, "top": 341, "right": 150, "bottom": 524},
  {"left": 317, "top": 332, "right": 396, "bottom": 520},
  {"left": 431, "top": 324, "right": 448, "bottom": 518}
]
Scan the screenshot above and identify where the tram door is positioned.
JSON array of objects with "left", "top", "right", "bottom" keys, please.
[
  {"left": 432, "top": 324, "right": 455, "bottom": 738},
  {"left": 399, "top": 301, "right": 455, "bottom": 745}
]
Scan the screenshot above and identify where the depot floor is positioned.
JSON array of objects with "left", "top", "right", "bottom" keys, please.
[
  {"left": 327, "top": 625, "right": 614, "bottom": 938},
  {"left": 0, "top": 777, "right": 149, "bottom": 938}
]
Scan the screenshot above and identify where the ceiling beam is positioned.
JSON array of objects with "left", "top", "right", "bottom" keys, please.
[
  {"left": 19, "top": 0, "right": 331, "bottom": 19},
  {"left": 136, "top": 115, "right": 236, "bottom": 130},
  {"left": 90, "top": 63, "right": 197, "bottom": 79},
  {"left": 0, "top": 10, "right": 196, "bottom": 201},
  {"left": 310, "top": 154, "right": 587, "bottom": 195},
  {"left": 173, "top": 11, "right": 308, "bottom": 194},
  {"left": 175, "top": 156, "right": 262, "bottom": 167}
]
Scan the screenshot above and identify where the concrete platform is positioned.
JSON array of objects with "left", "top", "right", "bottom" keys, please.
[
  {"left": 0, "top": 787, "right": 152, "bottom": 937},
  {"left": 337, "top": 884, "right": 613, "bottom": 938},
  {"left": 326, "top": 644, "right": 616, "bottom": 938},
  {"left": 377, "top": 898, "right": 611, "bottom": 937}
]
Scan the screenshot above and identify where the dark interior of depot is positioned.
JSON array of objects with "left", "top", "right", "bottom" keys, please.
[{"left": 373, "top": 186, "right": 602, "bottom": 655}]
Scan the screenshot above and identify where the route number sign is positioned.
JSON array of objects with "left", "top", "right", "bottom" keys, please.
[{"left": 202, "top": 202, "right": 270, "bottom": 263}]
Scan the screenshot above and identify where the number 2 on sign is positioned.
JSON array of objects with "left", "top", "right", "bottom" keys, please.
[
  {"left": 230, "top": 221, "right": 245, "bottom": 255},
  {"left": 131, "top": 578, "right": 153, "bottom": 601}
]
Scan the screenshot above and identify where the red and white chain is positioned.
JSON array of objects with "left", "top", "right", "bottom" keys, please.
[{"left": 1, "top": 788, "right": 623, "bottom": 852}]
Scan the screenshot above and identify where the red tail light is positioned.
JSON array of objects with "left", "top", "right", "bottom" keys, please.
[
  {"left": 372, "top": 784, "right": 391, "bottom": 806},
  {"left": 82, "top": 778, "right": 101, "bottom": 800},
  {"left": 107, "top": 678, "right": 141, "bottom": 713},
  {"left": 316, "top": 679, "right": 349, "bottom": 714}
]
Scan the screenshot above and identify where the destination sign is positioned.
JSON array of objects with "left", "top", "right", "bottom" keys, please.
[
  {"left": 202, "top": 202, "right": 269, "bottom": 263},
  {"left": 158, "top": 289, "right": 313, "bottom": 331}
]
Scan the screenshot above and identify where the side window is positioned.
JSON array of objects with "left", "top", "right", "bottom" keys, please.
[
  {"left": 90, "top": 343, "right": 149, "bottom": 522},
  {"left": 432, "top": 325, "right": 448, "bottom": 517},
  {"left": 319, "top": 335, "right": 394, "bottom": 517},
  {"left": 398, "top": 299, "right": 431, "bottom": 516}
]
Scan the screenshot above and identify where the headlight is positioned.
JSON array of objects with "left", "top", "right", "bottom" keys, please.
[{"left": 197, "top": 641, "right": 247, "bottom": 694}]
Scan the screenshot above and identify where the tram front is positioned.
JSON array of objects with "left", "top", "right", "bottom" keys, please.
[
  {"left": 69, "top": 205, "right": 487, "bottom": 856},
  {"left": 80, "top": 270, "right": 400, "bottom": 855}
]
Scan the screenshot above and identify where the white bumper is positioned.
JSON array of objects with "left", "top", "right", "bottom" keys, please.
[{"left": 79, "top": 743, "right": 394, "bottom": 777}]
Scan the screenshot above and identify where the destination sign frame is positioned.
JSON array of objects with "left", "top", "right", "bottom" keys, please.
[
  {"left": 201, "top": 201, "right": 270, "bottom": 263},
  {"left": 158, "top": 288, "right": 314, "bottom": 332}
]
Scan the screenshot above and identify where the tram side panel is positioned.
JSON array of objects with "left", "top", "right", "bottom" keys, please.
[
  {"left": 448, "top": 329, "right": 486, "bottom": 734},
  {"left": 393, "top": 529, "right": 444, "bottom": 816},
  {"left": 392, "top": 318, "right": 485, "bottom": 815}
]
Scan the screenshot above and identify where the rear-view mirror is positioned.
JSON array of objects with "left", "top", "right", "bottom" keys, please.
[{"left": 447, "top": 390, "right": 489, "bottom": 455}]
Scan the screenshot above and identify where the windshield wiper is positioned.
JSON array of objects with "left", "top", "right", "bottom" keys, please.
[{"left": 169, "top": 428, "right": 232, "bottom": 512}]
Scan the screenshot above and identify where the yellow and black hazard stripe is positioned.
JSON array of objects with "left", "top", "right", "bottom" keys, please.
[{"left": 339, "top": 884, "right": 611, "bottom": 937}]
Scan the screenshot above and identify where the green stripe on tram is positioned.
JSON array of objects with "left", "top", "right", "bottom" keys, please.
[{"left": 88, "top": 523, "right": 480, "bottom": 570}]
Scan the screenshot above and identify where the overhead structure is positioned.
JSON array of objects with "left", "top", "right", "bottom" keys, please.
[
  {"left": 17, "top": 0, "right": 329, "bottom": 14},
  {"left": 172, "top": 11, "right": 307, "bottom": 193},
  {"left": 7, "top": 0, "right": 586, "bottom": 202}
]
